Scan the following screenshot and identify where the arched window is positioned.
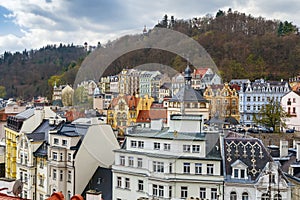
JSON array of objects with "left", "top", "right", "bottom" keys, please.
[
  {"left": 242, "top": 192, "right": 249, "bottom": 200},
  {"left": 230, "top": 191, "right": 237, "bottom": 200},
  {"left": 261, "top": 193, "right": 269, "bottom": 200},
  {"left": 274, "top": 193, "right": 282, "bottom": 200}
]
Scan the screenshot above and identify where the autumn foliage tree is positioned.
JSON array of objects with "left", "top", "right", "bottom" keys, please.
[{"left": 253, "top": 99, "right": 288, "bottom": 132}]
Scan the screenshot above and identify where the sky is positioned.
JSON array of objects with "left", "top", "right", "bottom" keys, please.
[{"left": 0, "top": 0, "right": 300, "bottom": 54}]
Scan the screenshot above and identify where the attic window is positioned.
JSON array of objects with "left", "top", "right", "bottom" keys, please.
[{"left": 231, "top": 160, "right": 248, "bottom": 179}]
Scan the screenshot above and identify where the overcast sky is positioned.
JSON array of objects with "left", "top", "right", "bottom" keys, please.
[{"left": 0, "top": 0, "right": 300, "bottom": 54}]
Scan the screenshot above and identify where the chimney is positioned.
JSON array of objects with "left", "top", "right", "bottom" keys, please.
[
  {"left": 297, "top": 142, "right": 300, "bottom": 161},
  {"left": 86, "top": 190, "right": 102, "bottom": 200},
  {"left": 34, "top": 107, "right": 45, "bottom": 124},
  {"left": 280, "top": 140, "right": 288, "bottom": 157}
]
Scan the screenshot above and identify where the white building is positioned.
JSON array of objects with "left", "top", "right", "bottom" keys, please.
[
  {"left": 223, "top": 133, "right": 291, "bottom": 200},
  {"left": 281, "top": 91, "right": 300, "bottom": 131},
  {"left": 239, "top": 79, "right": 290, "bottom": 125},
  {"left": 171, "top": 73, "right": 185, "bottom": 96},
  {"left": 112, "top": 117, "right": 223, "bottom": 200},
  {"left": 47, "top": 118, "right": 119, "bottom": 198},
  {"left": 113, "top": 66, "right": 223, "bottom": 200},
  {"left": 15, "top": 107, "right": 65, "bottom": 199}
]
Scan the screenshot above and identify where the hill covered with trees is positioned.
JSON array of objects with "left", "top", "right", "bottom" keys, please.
[
  {"left": 1, "top": 9, "right": 300, "bottom": 99},
  {"left": 0, "top": 44, "right": 86, "bottom": 99},
  {"left": 100, "top": 9, "right": 299, "bottom": 82}
]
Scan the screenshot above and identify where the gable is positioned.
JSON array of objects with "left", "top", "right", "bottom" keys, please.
[{"left": 231, "top": 159, "right": 248, "bottom": 169}]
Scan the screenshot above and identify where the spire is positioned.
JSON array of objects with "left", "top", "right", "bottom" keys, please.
[
  {"left": 184, "top": 63, "right": 192, "bottom": 86},
  {"left": 143, "top": 25, "right": 147, "bottom": 34}
]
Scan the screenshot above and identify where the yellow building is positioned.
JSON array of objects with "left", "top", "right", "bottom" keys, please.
[
  {"left": 5, "top": 107, "right": 59, "bottom": 179},
  {"left": 5, "top": 108, "right": 36, "bottom": 179},
  {"left": 203, "top": 83, "right": 240, "bottom": 121},
  {"left": 5, "top": 127, "right": 18, "bottom": 178},
  {"left": 107, "top": 94, "right": 154, "bottom": 130}
]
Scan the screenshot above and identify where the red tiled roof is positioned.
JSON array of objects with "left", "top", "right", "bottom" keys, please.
[
  {"left": 230, "top": 83, "right": 241, "bottom": 91},
  {"left": 193, "top": 68, "right": 209, "bottom": 76},
  {"left": 46, "top": 192, "right": 84, "bottom": 200},
  {"left": 136, "top": 110, "right": 151, "bottom": 123},
  {"left": 126, "top": 95, "right": 139, "bottom": 109},
  {"left": 149, "top": 109, "right": 167, "bottom": 122},
  {"left": 109, "top": 95, "right": 140, "bottom": 109}
]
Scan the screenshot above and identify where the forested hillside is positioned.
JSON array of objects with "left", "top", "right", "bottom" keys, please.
[
  {"left": 1, "top": 9, "right": 299, "bottom": 99},
  {"left": 102, "top": 9, "right": 300, "bottom": 82},
  {"left": 0, "top": 44, "right": 86, "bottom": 99}
]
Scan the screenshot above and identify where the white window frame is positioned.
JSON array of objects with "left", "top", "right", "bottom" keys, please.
[{"left": 183, "top": 145, "right": 191, "bottom": 152}]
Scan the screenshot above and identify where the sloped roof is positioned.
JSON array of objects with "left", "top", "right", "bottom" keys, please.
[
  {"left": 136, "top": 110, "right": 150, "bottom": 123},
  {"left": 53, "top": 123, "right": 89, "bottom": 137},
  {"left": 15, "top": 108, "right": 34, "bottom": 119},
  {"left": 224, "top": 135, "right": 273, "bottom": 182},
  {"left": 33, "top": 141, "right": 48, "bottom": 157},
  {"left": 160, "top": 82, "right": 171, "bottom": 89},
  {"left": 109, "top": 95, "right": 139, "bottom": 109},
  {"left": 0, "top": 193, "right": 30, "bottom": 200},
  {"left": 169, "top": 86, "right": 207, "bottom": 102},
  {"left": 149, "top": 109, "right": 167, "bottom": 121},
  {"left": 29, "top": 119, "right": 58, "bottom": 141},
  {"left": 193, "top": 68, "right": 209, "bottom": 76}
]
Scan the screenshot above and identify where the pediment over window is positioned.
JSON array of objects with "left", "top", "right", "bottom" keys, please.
[{"left": 231, "top": 159, "right": 248, "bottom": 169}]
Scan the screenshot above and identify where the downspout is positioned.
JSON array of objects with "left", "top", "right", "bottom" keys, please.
[
  {"left": 219, "top": 130, "right": 226, "bottom": 200},
  {"left": 73, "top": 160, "right": 75, "bottom": 196},
  {"left": 34, "top": 155, "right": 37, "bottom": 200}
]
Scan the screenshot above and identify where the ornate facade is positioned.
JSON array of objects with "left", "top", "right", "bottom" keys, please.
[
  {"left": 204, "top": 83, "right": 239, "bottom": 121},
  {"left": 107, "top": 95, "right": 154, "bottom": 130}
]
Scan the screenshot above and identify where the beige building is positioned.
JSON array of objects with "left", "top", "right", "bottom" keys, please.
[
  {"left": 204, "top": 83, "right": 239, "bottom": 121},
  {"left": 118, "top": 69, "right": 140, "bottom": 95},
  {"left": 61, "top": 85, "right": 74, "bottom": 106}
]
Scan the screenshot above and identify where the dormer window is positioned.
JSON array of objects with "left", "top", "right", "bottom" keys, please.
[{"left": 231, "top": 160, "right": 248, "bottom": 179}]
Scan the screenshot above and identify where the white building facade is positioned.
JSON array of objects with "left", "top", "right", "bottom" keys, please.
[
  {"left": 281, "top": 91, "right": 300, "bottom": 131},
  {"left": 223, "top": 134, "right": 291, "bottom": 200},
  {"left": 239, "top": 79, "right": 290, "bottom": 125},
  {"left": 112, "top": 124, "right": 223, "bottom": 200}
]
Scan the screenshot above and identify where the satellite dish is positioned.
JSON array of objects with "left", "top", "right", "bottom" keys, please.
[{"left": 12, "top": 180, "right": 23, "bottom": 197}]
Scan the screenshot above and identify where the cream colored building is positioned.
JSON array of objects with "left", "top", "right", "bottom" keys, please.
[
  {"left": 47, "top": 118, "right": 119, "bottom": 198},
  {"left": 61, "top": 85, "right": 74, "bottom": 106},
  {"left": 204, "top": 83, "right": 240, "bottom": 121}
]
